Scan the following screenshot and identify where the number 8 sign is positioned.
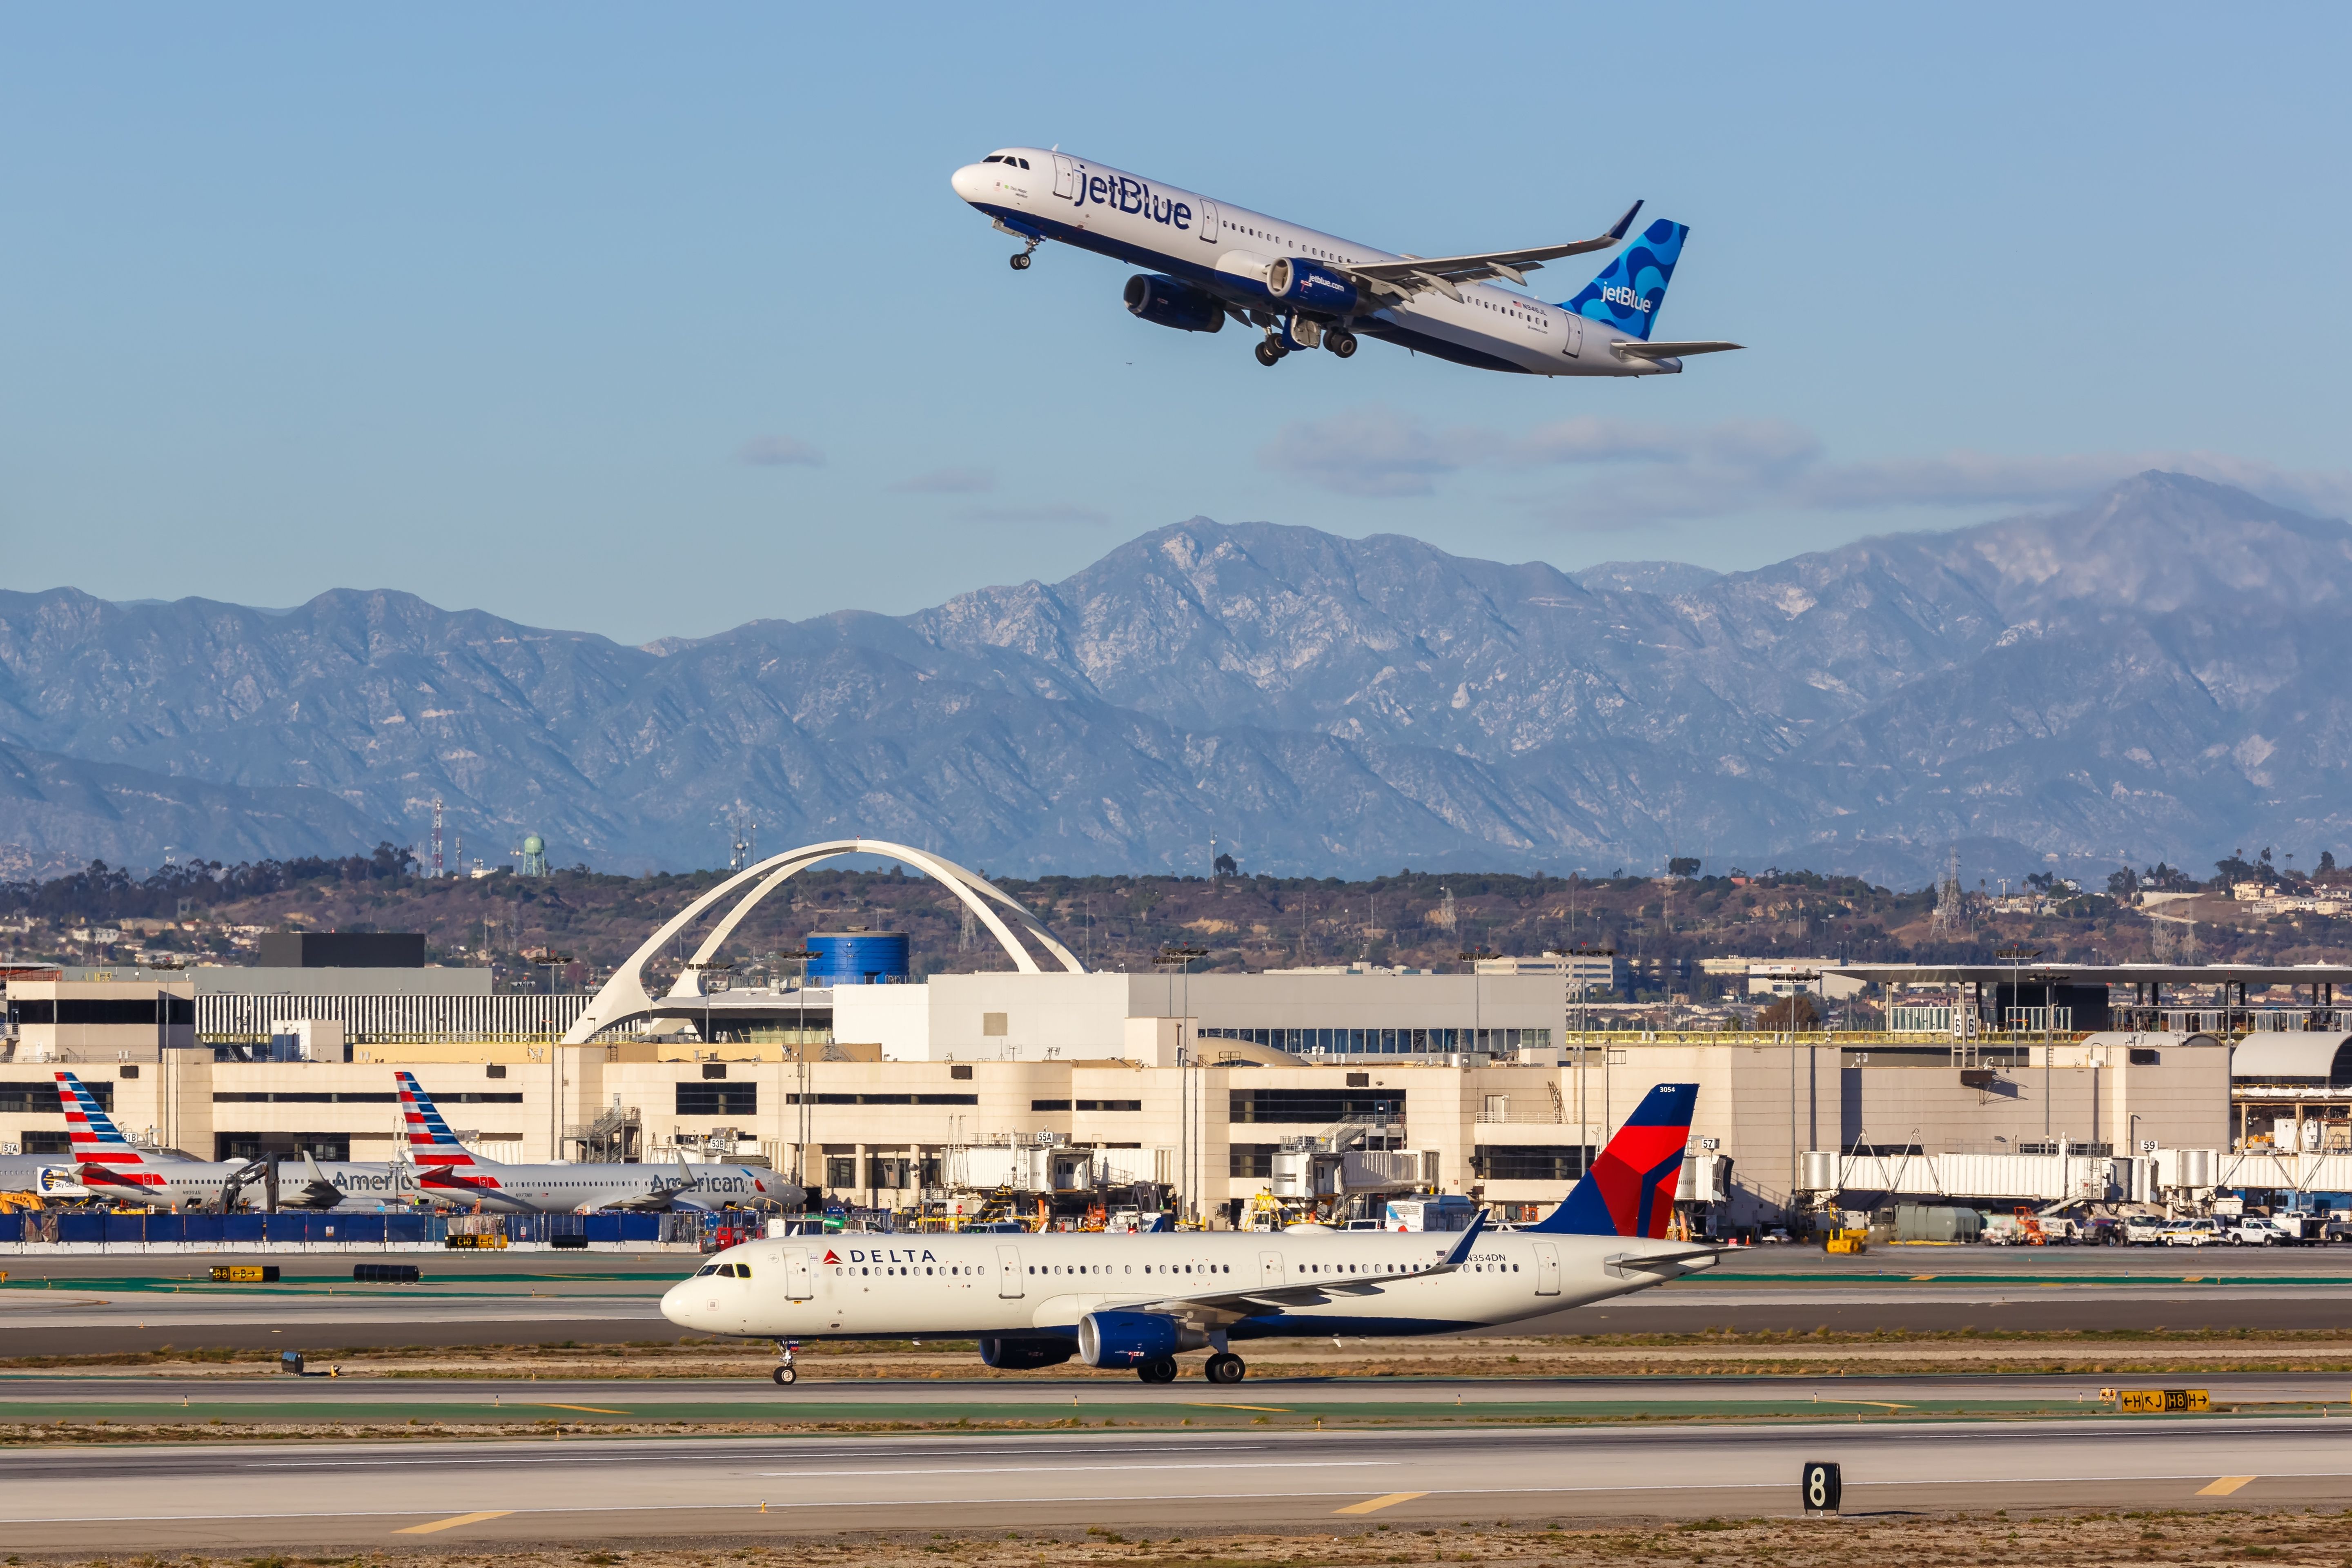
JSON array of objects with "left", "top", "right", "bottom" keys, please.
[{"left": 1803, "top": 1460, "right": 1842, "bottom": 1516}]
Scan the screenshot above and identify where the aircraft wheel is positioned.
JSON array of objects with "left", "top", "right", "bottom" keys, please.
[
  {"left": 1137, "top": 1357, "right": 1179, "bottom": 1384},
  {"left": 1253, "top": 341, "right": 1281, "bottom": 367},
  {"left": 1204, "top": 1352, "right": 1246, "bottom": 1384},
  {"left": 772, "top": 1364, "right": 798, "bottom": 1386},
  {"left": 1327, "top": 330, "right": 1358, "bottom": 359},
  {"left": 1010, "top": 252, "right": 1032, "bottom": 271}
]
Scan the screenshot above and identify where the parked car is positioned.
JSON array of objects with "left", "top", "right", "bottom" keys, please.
[
  {"left": 2162, "top": 1218, "right": 2223, "bottom": 1247},
  {"left": 2225, "top": 1218, "right": 2283, "bottom": 1245}
]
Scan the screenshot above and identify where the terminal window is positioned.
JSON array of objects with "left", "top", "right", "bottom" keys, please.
[
  {"left": 1229, "top": 1088, "right": 1404, "bottom": 1124},
  {"left": 676, "top": 1083, "right": 757, "bottom": 1116},
  {"left": 0, "top": 1080, "right": 108, "bottom": 1114},
  {"left": 19, "top": 1130, "right": 69, "bottom": 1154},
  {"left": 1470, "top": 1145, "right": 1594, "bottom": 1182},
  {"left": 824, "top": 1156, "right": 858, "bottom": 1187}
]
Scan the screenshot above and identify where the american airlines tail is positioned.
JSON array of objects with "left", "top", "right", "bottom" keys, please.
[
  {"left": 57, "top": 1070, "right": 160, "bottom": 1169},
  {"left": 1527, "top": 1082, "right": 1695, "bottom": 1240},
  {"left": 396, "top": 1071, "right": 494, "bottom": 1168},
  {"left": 1561, "top": 218, "right": 1688, "bottom": 342}
]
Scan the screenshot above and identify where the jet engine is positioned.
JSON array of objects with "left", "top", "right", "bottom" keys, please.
[
  {"left": 1076, "top": 1310, "right": 1207, "bottom": 1369},
  {"left": 978, "top": 1334, "right": 1077, "bottom": 1371},
  {"left": 1265, "top": 257, "right": 1358, "bottom": 316},
  {"left": 1123, "top": 274, "right": 1226, "bottom": 333}
]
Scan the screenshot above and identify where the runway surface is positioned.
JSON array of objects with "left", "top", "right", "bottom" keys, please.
[
  {"left": 1, "top": 1369, "right": 2341, "bottom": 1424},
  {"left": 7, "top": 1246, "right": 2352, "bottom": 1353},
  {"left": 3, "top": 1418, "right": 2348, "bottom": 1552}
]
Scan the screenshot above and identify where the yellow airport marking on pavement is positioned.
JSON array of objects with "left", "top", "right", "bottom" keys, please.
[
  {"left": 2198, "top": 1476, "right": 2256, "bottom": 1496},
  {"left": 1909, "top": 1274, "right": 1936, "bottom": 1281},
  {"left": 1821, "top": 1400, "right": 1914, "bottom": 1412},
  {"left": 1335, "top": 1492, "right": 1429, "bottom": 1515},
  {"left": 1190, "top": 1402, "right": 1292, "bottom": 1413},
  {"left": 395, "top": 1511, "right": 514, "bottom": 1535},
  {"left": 529, "top": 1402, "right": 631, "bottom": 1414},
  {"left": 2183, "top": 1276, "right": 2205, "bottom": 1283}
]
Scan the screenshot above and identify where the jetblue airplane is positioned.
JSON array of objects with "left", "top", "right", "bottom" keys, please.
[
  {"left": 397, "top": 1071, "right": 799, "bottom": 1215},
  {"left": 663, "top": 1083, "right": 1714, "bottom": 1386},
  {"left": 951, "top": 149, "right": 1741, "bottom": 375}
]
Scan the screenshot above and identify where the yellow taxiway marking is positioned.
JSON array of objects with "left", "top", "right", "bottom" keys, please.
[
  {"left": 1817, "top": 1399, "right": 1915, "bottom": 1411},
  {"left": 2198, "top": 1476, "right": 2256, "bottom": 1497},
  {"left": 395, "top": 1510, "right": 514, "bottom": 1535},
  {"left": 1190, "top": 1402, "right": 1291, "bottom": 1413},
  {"left": 1909, "top": 1274, "right": 1937, "bottom": 1281},
  {"left": 2183, "top": 1276, "right": 2205, "bottom": 1283},
  {"left": 528, "top": 1402, "right": 631, "bottom": 1414},
  {"left": 1335, "top": 1492, "right": 1428, "bottom": 1515}
]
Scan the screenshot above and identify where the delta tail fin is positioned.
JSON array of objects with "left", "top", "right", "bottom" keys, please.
[
  {"left": 1560, "top": 218, "right": 1688, "bottom": 342},
  {"left": 1528, "top": 1082, "right": 1697, "bottom": 1238}
]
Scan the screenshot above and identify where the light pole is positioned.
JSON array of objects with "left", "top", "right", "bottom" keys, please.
[
  {"left": 1156, "top": 944, "right": 1207, "bottom": 1226},
  {"left": 777, "top": 947, "right": 820, "bottom": 1206},
  {"left": 1996, "top": 943, "right": 2044, "bottom": 1142},
  {"left": 1458, "top": 949, "right": 1499, "bottom": 1057}
]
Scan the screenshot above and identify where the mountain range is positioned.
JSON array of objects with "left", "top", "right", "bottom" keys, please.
[{"left": 4, "top": 471, "right": 2346, "bottom": 887}]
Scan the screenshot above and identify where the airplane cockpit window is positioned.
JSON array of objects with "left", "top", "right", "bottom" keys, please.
[
  {"left": 736, "top": 1265, "right": 752, "bottom": 1279},
  {"left": 695, "top": 1264, "right": 719, "bottom": 1276},
  {"left": 983, "top": 155, "right": 1004, "bottom": 163}
]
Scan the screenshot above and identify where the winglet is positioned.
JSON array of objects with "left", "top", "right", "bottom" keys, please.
[
  {"left": 1438, "top": 1210, "right": 1489, "bottom": 1267},
  {"left": 1149, "top": 1212, "right": 1176, "bottom": 1233},
  {"left": 1606, "top": 200, "right": 1645, "bottom": 242}
]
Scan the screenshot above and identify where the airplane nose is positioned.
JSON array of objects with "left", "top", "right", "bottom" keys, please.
[
  {"left": 659, "top": 1279, "right": 700, "bottom": 1330},
  {"left": 950, "top": 163, "right": 989, "bottom": 204}
]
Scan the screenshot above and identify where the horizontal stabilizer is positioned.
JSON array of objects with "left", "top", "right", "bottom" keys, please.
[{"left": 1613, "top": 340, "right": 1744, "bottom": 359}]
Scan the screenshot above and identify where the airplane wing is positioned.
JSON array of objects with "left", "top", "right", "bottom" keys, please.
[
  {"left": 1122, "top": 1214, "right": 1489, "bottom": 1324},
  {"left": 280, "top": 1152, "right": 345, "bottom": 1211},
  {"left": 1340, "top": 203, "right": 1644, "bottom": 302},
  {"left": 1610, "top": 340, "right": 1744, "bottom": 360}
]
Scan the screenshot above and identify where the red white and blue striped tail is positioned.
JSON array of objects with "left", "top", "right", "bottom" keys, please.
[{"left": 395, "top": 1070, "right": 479, "bottom": 1167}]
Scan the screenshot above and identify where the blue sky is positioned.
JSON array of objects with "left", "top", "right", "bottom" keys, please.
[{"left": 3, "top": 5, "right": 2347, "bottom": 644}]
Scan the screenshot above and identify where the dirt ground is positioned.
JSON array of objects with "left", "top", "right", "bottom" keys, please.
[
  {"left": 13, "top": 1328, "right": 2352, "bottom": 1383},
  {"left": 9, "top": 1511, "right": 2352, "bottom": 1568}
]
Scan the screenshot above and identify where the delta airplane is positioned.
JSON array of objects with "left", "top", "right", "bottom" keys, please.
[
  {"left": 397, "top": 1071, "right": 800, "bottom": 1215},
  {"left": 951, "top": 149, "right": 1741, "bottom": 375},
  {"left": 55, "top": 1071, "right": 414, "bottom": 1212},
  {"left": 663, "top": 1083, "right": 1714, "bottom": 1386}
]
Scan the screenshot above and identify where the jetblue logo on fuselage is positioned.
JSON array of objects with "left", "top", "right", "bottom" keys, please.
[
  {"left": 1600, "top": 284, "right": 1653, "bottom": 313},
  {"left": 1067, "top": 168, "right": 1190, "bottom": 232}
]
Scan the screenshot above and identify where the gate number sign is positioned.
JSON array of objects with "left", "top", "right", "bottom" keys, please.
[{"left": 1802, "top": 1461, "right": 1842, "bottom": 1516}]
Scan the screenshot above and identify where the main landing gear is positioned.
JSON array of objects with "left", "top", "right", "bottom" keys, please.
[
  {"left": 1254, "top": 324, "right": 1358, "bottom": 366},
  {"left": 771, "top": 1340, "right": 799, "bottom": 1387},
  {"left": 1133, "top": 1353, "right": 1245, "bottom": 1383}
]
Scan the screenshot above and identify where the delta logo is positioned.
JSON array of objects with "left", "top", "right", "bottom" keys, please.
[
  {"left": 822, "top": 1249, "right": 842, "bottom": 1265},
  {"left": 1599, "top": 283, "right": 1653, "bottom": 312}
]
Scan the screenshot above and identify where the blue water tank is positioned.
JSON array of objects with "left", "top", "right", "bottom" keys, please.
[{"left": 806, "top": 930, "right": 910, "bottom": 985}]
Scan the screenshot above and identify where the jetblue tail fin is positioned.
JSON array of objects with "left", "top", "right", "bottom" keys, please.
[
  {"left": 1529, "top": 1082, "right": 1697, "bottom": 1238},
  {"left": 1559, "top": 218, "right": 1688, "bottom": 342},
  {"left": 395, "top": 1070, "right": 483, "bottom": 1167}
]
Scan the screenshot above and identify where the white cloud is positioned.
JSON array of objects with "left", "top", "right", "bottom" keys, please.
[
  {"left": 736, "top": 434, "right": 824, "bottom": 467},
  {"left": 1257, "top": 405, "right": 2352, "bottom": 527},
  {"left": 891, "top": 466, "right": 996, "bottom": 494},
  {"left": 959, "top": 502, "right": 1112, "bottom": 526}
]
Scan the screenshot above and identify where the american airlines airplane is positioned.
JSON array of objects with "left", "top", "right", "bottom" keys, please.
[
  {"left": 951, "top": 149, "right": 1741, "bottom": 375},
  {"left": 663, "top": 1083, "right": 1714, "bottom": 1386},
  {"left": 56, "top": 1071, "right": 412, "bottom": 1212},
  {"left": 397, "top": 1071, "right": 800, "bottom": 1215}
]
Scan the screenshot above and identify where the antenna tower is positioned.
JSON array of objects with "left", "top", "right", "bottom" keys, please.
[
  {"left": 431, "top": 797, "right": 444, "bottom": 880},
  {"left": 1929, "top": 846, "right": 1964, "bottom": 936}
]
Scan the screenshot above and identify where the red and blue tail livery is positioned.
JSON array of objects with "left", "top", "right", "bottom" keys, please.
[
  {"left": 395, "top": 1070, "right": 477, "bottom": 1167},
  {"left": 1529, "top": 1082, "right": 1698, "bottom": 1239}
]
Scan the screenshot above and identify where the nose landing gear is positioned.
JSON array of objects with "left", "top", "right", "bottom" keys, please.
[
  {"left": 771, "top": 1340, "right": 799, "bottom": 1388},
  {"left": 1009, "top": 246, "right": 1036, "bottom": 271}
]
